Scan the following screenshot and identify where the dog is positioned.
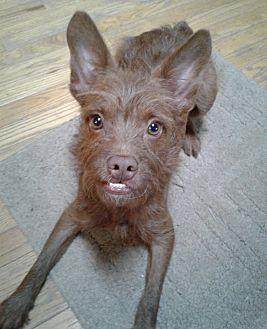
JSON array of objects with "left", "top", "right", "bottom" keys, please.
[{"left": 0, "top": 11, "right": 217, "bottom": 329}]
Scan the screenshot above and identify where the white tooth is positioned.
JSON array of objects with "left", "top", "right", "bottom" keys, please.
[{"left": 109, "top": 183, "right": 126, "bottom": 188}]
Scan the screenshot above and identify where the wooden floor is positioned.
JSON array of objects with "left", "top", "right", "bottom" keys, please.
[{"left": 0, "top": 1, "right": 266, "bottom": 328}]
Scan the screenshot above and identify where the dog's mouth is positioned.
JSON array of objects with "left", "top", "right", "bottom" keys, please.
[{"left": 103, "top": 182, "right": 132, "bottom": 195}]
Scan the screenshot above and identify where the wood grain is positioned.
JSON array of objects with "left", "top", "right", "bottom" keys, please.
[{"left": 0, "top": 1, "right": 266, "bottom": 328}]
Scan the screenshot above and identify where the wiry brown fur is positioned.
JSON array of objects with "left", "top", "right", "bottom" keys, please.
[{"left": 0, "top": 12, "right": 217, "bottom": 329}]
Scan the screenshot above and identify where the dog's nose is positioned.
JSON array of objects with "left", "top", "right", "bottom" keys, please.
[{"left": 107, "top": 155, "right": 138, "bottom": 182}]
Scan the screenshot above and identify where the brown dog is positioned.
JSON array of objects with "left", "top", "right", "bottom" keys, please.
[{"left": 0, "top": 12, "right": 217, "bottom": 329}]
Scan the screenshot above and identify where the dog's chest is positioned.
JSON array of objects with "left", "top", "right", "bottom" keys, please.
[{"left": 87, "top": 217, "right": 141, "bottom": 251}]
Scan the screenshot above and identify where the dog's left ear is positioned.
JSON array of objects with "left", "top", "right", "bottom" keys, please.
[
  {"left": 67, "top": 11, "right": 114, "bottom": 102},
  {"left": 155, "top": 30, "right": 212, "bottom": 112}
]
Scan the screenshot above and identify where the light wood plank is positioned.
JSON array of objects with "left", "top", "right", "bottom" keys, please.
[{"left": 0, "top": 200, "right": 17, "bottom": 233}]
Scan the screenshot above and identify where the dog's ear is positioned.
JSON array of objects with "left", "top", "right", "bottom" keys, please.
[
  {"left": 155, "top": 30, "right": 212, "bottom": 112},
  {"left": 67, "top": 11, "right": 113, "bottom": 101}
]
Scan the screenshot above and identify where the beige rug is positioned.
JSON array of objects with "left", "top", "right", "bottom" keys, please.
[{"left": 0, "top": 53, "right": 266, "bottom": 329}]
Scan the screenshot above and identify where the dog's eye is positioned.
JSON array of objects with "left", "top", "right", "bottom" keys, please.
[
  {"left": 91, "top": 114, "right": 103, "bottom": 129},
  {"left": 147, "top": 121, "right": 162, "bottom": 136}
]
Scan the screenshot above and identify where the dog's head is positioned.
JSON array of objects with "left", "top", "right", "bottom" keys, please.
[{"left": 67, "top": 12, "right": 211, "bottom": 208}]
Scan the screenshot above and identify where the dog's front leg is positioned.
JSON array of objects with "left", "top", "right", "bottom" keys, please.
[
  {"left": 134, "top": 219, "right": 174, "bottom": 329},
  {"left": 0, "top": 203, "right": 81, "bottom": 329}
]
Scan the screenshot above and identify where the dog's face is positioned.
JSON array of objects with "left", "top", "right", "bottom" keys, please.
[
  {"left": 67, "top": 12, "right": 211, "bottom": 208},
  {"left": 71, "top": 71, "right": 184, "bottom": 208}
]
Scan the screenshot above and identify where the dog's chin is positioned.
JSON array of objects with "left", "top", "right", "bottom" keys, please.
[{"left": 96, "top": 182, "right": 148, "bottom": 208}]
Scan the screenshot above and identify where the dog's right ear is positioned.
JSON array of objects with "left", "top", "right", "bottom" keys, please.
[{"left": 67, "top": 12, "right": 113, "bottom": 102}]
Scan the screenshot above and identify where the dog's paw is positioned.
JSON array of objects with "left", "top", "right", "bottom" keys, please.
[
  {"left": 0, "top": 296, "right": 31, "bottom": 329},
  {"left": 182, "top": 134, "right": 201, "bottom": 158}
]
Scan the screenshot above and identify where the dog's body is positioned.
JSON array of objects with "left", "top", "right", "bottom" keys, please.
[{"left": 0, "top": 12, "right": 217, "bottom": 329}]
